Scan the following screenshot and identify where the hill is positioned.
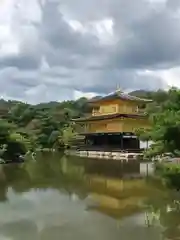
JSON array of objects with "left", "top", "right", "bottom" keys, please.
[{"left": 129, "top": 90, "right": 152, "bottom": 98}]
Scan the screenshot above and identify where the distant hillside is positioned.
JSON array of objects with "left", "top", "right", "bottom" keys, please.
[
  {"left": 87, "top": 89, "right": 170, "bottom": 104},
  {"left": 129, "top": 90, "right": 152, "bottom": 98}
]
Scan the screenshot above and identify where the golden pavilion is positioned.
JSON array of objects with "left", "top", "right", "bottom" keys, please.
[{"left": 72, "top": 88, "right": 152, "bottom": 151}]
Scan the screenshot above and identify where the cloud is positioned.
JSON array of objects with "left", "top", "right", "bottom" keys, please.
[
  {"left": 0, "top": 54, "right": 40, "bottom": 69},
  {"left": 114, "top": 5, "right": 180, "bottom": 69},
  {"left": 0, "top": 0, "right": 179, "bottom": 103}
]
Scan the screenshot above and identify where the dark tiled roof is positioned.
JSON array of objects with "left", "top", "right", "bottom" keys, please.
[
  {"left": 72, "top": 113, "right": 148, "bottom": 122},
  {"left": 88, "top": 90, "right": 152, "bottom": 103}
]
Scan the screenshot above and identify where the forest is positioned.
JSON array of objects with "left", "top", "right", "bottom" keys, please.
[
  {"left": 136, "top": 87, "right": 180, "bottom": 158},
  {"left": 0, "top": 87, "right": 178, "bottom": 161},
  {"left": 0, "top": 96, "right": 90, "bottom": 160}
]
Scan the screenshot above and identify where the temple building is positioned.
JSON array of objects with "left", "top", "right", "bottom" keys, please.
[{"left": 72, "top": 89, "right": 152, "bottom": 152}]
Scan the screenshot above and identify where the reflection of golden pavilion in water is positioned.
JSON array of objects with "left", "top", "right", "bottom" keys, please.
[
  {"left": 85, "top": 175, "right": 164, "bottom": 219},
  {"left": 60, "top": 156, "right": 164, "bottom": 220},
  {"left": 73, "top": 88, "right": 152, "bottom": 152}
]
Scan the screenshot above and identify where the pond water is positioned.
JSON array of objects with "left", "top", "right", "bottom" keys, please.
[{"left": 0, "top": 153, "right": 179, "bottom": 240}]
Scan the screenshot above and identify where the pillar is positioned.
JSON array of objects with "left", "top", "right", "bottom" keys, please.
[
  {"left": 120, "top": 134, "right": 124, "bottom": 149},
  {"left": 136, "top": 138, "right": 140, "bottom": 149}
]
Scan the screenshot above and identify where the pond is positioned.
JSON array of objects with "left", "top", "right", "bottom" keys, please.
[{"left": 0, "top": 153, "right": 179, "bottom": 240}]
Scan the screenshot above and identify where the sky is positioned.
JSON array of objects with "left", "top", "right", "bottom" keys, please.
[{"left": 0, "top": 0, "right": 180, "bottom": 103}]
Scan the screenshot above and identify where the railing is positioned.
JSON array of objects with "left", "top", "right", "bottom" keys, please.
[
  {"left": 92, "top": 108, "right": 146, "bottom": 116},
  {"left": 73, "top": 145, "right": 143, "bottom": 153},
  {"left": 136, "top": 109, "right": 146, "bottom": 114},
  {"left": 92, "top": 111, "right": 101, "bottom": 116}
]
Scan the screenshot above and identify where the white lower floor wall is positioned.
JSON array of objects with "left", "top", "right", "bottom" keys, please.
[{"left": 140, "top": 141, "right": 153, "bottom": 149}]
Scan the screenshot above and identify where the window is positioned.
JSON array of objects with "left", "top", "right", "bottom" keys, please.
[
  {"left": 100, "top": 107, "right": 104, "bottom": 113},
  {"left": 123, "top": 105, "right": 126, "bottom": 113},
  {"left": 112, "top": 106, "right": 116, "bottom": 113}
]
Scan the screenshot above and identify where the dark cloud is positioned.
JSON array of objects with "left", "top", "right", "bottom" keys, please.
[
  {"left": 44, "top": 70, "right": 72, "bottom": 79},
  {"left": 114, "top": 8, "right": 180, "bottom": 69},
  {"left": 39, "top": 1, "right": 100, "bottom": 54},
  {"left": 0, "top": 54, "right": 40, "bottom": 70},
  {"left": 166, "top": 0, "right": 180, "bottom": 10},
  {"left": 75, "top": 69, "right": 166, "bottom": 94},
  {"left": 11, "top": 77, "right": 40, "bottom": 88}
]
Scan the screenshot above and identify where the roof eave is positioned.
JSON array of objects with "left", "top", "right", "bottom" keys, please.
[
  {"left": 88, "top": 94, "right": 153, "bottom": 104},
  {"left": 72, "top": 113, "right": 148, "bottom": 122}
]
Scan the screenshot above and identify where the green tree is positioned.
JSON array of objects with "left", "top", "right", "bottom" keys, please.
[
  {"left": 0, "top": 120, "right": 16, "bottom": 144},
  {"left": 139, "top": 87, "right": 180, "bottom": 156},
  {"left": 48, "top": 130, "right": 59, "bottom": 149},
  {"left": 59, "top": 126, "right": 77, "bottom": 148}
]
